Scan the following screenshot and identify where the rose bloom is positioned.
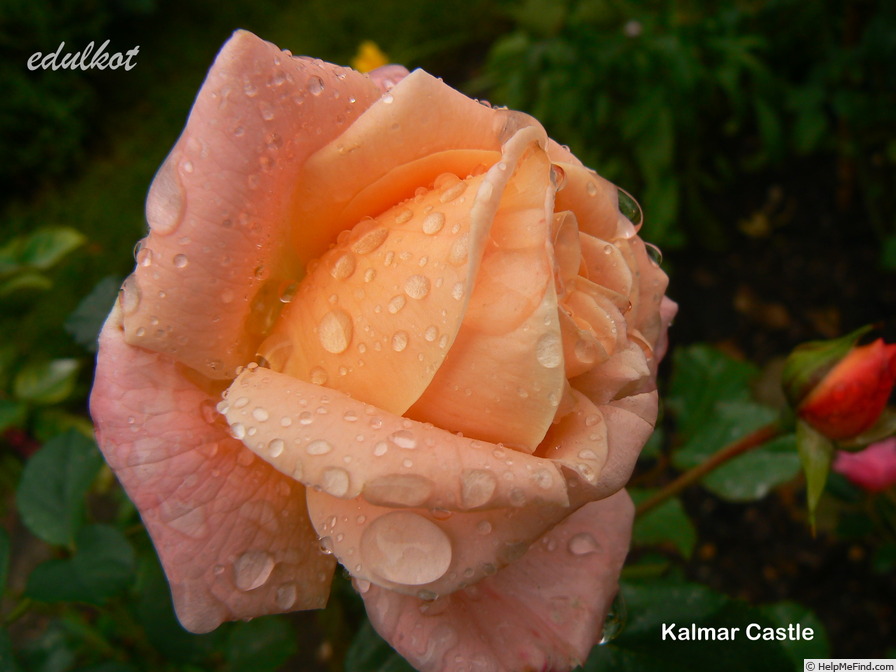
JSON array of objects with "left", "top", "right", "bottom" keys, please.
[
  {"left": 90, "top": 31, "right": 676, "bottom": 672},
  {"left": 834, "top": 437, "right": 896, "bottom": 492}
]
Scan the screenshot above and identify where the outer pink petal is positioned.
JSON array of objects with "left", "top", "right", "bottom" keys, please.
[
  {"left": 122, "top": 30, "right": 384, "bottom": 380},
  {"left": 220, "top": 365, "right": 567, "bottom": 512},
  {"left": 361, "top": 491, "right": 634, "bottom": 672},
  {"left": 834, "top": 438, "right": 896, "bottom": 492},
  {"left": 90, "top": 307, "right": 335, "bottom": 632}
]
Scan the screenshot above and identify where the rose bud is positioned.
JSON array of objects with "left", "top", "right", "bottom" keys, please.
[
  {"left": 833, "top": 437, "right": 896, "bottom": 492},
  {"left": 784, "top": 330, "right": 896, "bottom": 441},
  {"left": 90, "top": 30, "right": 675, "bottom": 672}
]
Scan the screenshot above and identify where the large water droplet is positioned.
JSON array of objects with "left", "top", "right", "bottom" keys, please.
[
  {"left": 422, "top": 212, "right": 446, "bottom": 235},
  {"left": 568, "top": 532, "right": 600, "bottom": 556},
  {"left": 319, "top": 309, "right": 353, "bottom": 354},
  {"left": 173, "top": 254, "right": 189, "bottom": 269},
  {"left": 617, "top": 189, "right": 643, "bottom": 227},
  {"left": 359, "top": 512, "right": 452, "bottom": 585},
  {"left": 600, "top": 592, "right": 627, "bottom": 645},
  {"left": 307, "top": 76, "right": 325, "bottom": 96},
  {"left": 391, "top": 331, "right": 409, "bottom": 352},
  {"left": 329, "top": 252, "right": 356, "bottom": 280},
  {"left": 146, "top": 156, "right": 185, "bottom": 235},
  {"left": 252, "top": 407, "right": 269, "bottom": 422},
  {"left": 388, "top": 429, "right": 417, "bottom": 449},
  {"left": 460, "top": 469, "right": 498, "bottom": 509},
  {"left": 268, "top": 438, "right": 285, "bottom": 457},
  {"left": 404, "top": 275, "right": 431, "bottom": 299},
  {"left": 275, "top": 582, "right": 298, "bottom": 609},
  {"left": 387, "top": 295, "right": 406, "bottom": 314},
  {"left": 119, "top": 274, "right": 142, "bottom": 316},
  {"left": 233, "top": 551, "right": 275, "bottom": 591},
  {"left": 321, "top": 467, "right": 350, "bottom": 496},
  {"left": 535, "top": 333, "right": 563, "bottom": 368}
]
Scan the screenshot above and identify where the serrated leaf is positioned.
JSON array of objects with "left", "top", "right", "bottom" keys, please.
[
  {"left": 345, "top": 620, "right": 417, "bottom": 672},
  {"left": 16, "top": 430, "right": 102, "bottom": 545},
  {"left": 13, "top": 358, "right": 80, "bottom": 405},
  {"left": 631, "top": 490, "right": 696, "bottom": 558},
  {"left": 667, "top": 345, "right": 758, "bottom": 439},
  {"left": 672, "top": 401, "right": 792, "bottom": 501},
  {"left": 25, "top": 524, "right": 135, "bottom": 604},
  {"left": 64, "top": 276, "right": 121, "bottom": 353},
  {"left": 225, "top": 618, "right": 298, "bottom": 672},
  {"left": 796, "top": 420, "right": 834, "bottom": 531}
]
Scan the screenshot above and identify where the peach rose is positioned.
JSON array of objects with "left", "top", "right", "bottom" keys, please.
[{"left": 90, "top": 30, "right": 675, "bottom": 672}]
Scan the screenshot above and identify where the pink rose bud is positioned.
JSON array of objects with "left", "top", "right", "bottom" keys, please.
[
  {"left": 784, "top": 329, "right": 896, "bottom": 441},
  {"left": 834, "top": 437, "right": 896, "bottom": 492}
]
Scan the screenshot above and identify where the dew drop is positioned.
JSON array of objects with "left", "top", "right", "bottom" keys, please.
[
  {"left": 532, "top": 468, "right": 555, "bottom": 490},
  {"left": 388, "top": 429, "right": 417, "bottom": 449},
  {"left": 448, "top": 234, "right": 470, "bottom": 266},
  {"left": 119, "top": 275, "right": 141, "bottom": 315},
  {"left": 424, "top": 325, "right": 438, "bottom": 342},
  {"left": 173, "top": 254, "right": 189, "bottom": 269},
  {"left": 309, "top": 367, "right": 328, "bottom": 385},
  {"left": 476, "top": 520, "right": 492, "bottom": 535},
  {"left": 387, "top": 295, "right": 406, "bottom": 314},
  {"left": 306, "top": 439, "right": 333, "bottom": 456},
  {"left": 451, "top": 282, "right": 464, "bottom": 301},
  {"left": 391, "top": 331, "right": 409, "bottom": 352},
  {"left": 617, "top": 189, "right": 643, "bottom": 226},
  {"left": 252, "top": 407, "right": 270, "bottom": 422},
  {"left": 535, "top": 333, "right": 563, "bottom": 368},
  {"left": 318, "top": 309, "right": 353, "bottom": 354},
  {"left": 299, "top": 411, "right": 314, "bottom": 425},
  {"left": 404, "top": 275, "right": 431, "bottom": 299},
  {"left": 586, "top": 180, "right": 599, "bottom": 197},
  {"left": 394, "top": 208, "right": 413, "bottom": 224},
  {"left": 233, "top": 551, "right": 275, "bottom": 591},
  {"left": 329, "top": 252, "right": 356, "bottom": 280},
  {"left": 321, "top": 467, "right": 350, "bottom": 496},
  {"left": 439, "top": 181, "right": 467, "bottom": 204},
  {"left": 359, "top": 512, "right": 452, "bottom": 585},
  {"left": 568, "top": 532, "right": 600, "bottom": 556},
  {"left": 268, "top": 438, "right": 285, "bottom": 457},
  {"left": 350, "top": 227, "right": 389, "bottom": 254},
  {"left": 230, "top": 423, "right": 246, "bottom": 439},
  {"left": 146, "top": 156, "right": 185, "bottom": 235},
  {"left": 422, "top": 212, "right": 445, "bottom": 235},
  {"left": 364, "top": 474, "right": 434, "bottom": 507},
  {"left": 276, "top": 582, "right": 298, "bottom": 609},
  {"left": 460, "top": 469, "right": 498, "bottom": 509},
  {"left": 307, "top": 75, "right": 325, "bottom": 95}
]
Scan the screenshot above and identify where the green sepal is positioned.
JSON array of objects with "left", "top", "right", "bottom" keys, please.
[
  {"left": 782, "top": 325, "right": 871, "bottom": 407},
  {"left": 796, "top": 420, "right": 835, "bottom": 533}
]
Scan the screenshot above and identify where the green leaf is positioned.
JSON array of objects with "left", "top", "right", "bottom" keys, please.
[
  {"left": 0, "top": 271, "right": 53, "bottom": 297},
  {"left": 796, "top": 420, "right": 834, "bottom": 531},
  {"left": 345, "top": 620, "right": 417, "bottom": 672},
  {"left": 16, "top": 430, "right": 102, "bottom": 546},
  {"left": 667, "top": 345, "right": 758, "bottom": 440},
  {"left": 585, "top": 581, "right": 798, "bottom": 672},
  {"left": 13, "top": 358, "right": 81, "bottom": 405},
  {"left": 64, "top": 276, "right": 121, "bottom": 353},
  {"left": 20, "top": 228, "right": 86, "bottom": 269},
  {"left": 760, "top": 602, "right": 830, "bottom": 665},
  {"left": 630, "top": 491, "right": 696, "bottom": 558},
  {"left": 225, "top": 618, "right": 298, "bottom": 672},
  {"left": 25, "top": 524, "right": 135, "bottom": 604}
]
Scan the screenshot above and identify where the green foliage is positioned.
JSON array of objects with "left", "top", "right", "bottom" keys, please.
[
  {"left": 481, "top": 0, "right": 896, "bottom": 250},
  {"left": 16, "top": 430, "right": 103, "bottom": 546},
  {"left": 630, "top": 490, "right": 696, "bottom": 558},
  {"left": 346, "top": 621, "right": 418, "bottom": 672}
]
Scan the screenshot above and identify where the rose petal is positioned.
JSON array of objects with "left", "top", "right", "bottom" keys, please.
[
  {"left": 221, "top": 365, "right": 568, "bottom": 512},
  {"left": 553, "top": 162, "right": 629, "bottom": 241},
  {"left": 122, "top": 30, "right": 384, "bottom": 380},
  {"left": 361, "top": 491, "right": 634, "bottom": 672},
  {"left": 408, "top": 134, "right": 566, "bottom": 451},
  {"left": 259, "top": 128, "right": 547, "bottom": 417},
  {"left": 90, "top": 306, "right": 335, "bottom": 632},
  {"left": 288, "top": 69, "right": 543, "bottom": 264}
]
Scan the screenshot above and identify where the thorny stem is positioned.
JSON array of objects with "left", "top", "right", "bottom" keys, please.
[{"left": 635, "top": 422, "right": 784, "bottom": 518}]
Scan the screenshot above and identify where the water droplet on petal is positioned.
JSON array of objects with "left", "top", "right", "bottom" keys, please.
[
  {"left": 119, "top": 275, "right": 141, "bottom": 315},
  {"left": 329, "top": 252, "right": 356, "bottom": 280},
  {"left": 422, "top": 212, "right": 446, "bottom": 235},
  {"left": 306, "top": 439, "right": 333, "bottom": 456},
  {"left": 388, "top": 429, "right": 417, "bottom": 449},
  {"left": 275, "top": 582, "right": 297, "bottom": 609},
  {"left": 617, "top": 188, "right": 643, "bottom": 226},
  {"left": 319, "top": 309, "right": 353, "bottom": 353},
  {"left": 146, "top": 157, "right": 185, "bottom": 235},
  {"left": 350, "top": 227, "right": 388, "bottom": 254},
  {"left": 252, "top": 407, "right": 269, "bottom": 422},
  {"left": 448, "top": 234, "right": 469, "bottom": 266},
  {"left": 476, "top": 520, "right": 492, "bottom": 535},
  {"left": 391, "top": 331, "right": 409, "bottom": 352},
  {"left": 532, "top": 468, "right": 554, "bottom": 490},
  {"left": 568, "top": 532, "right": 600, "bottom": 556},
  {"left": 460, "top": 469, "right": 498, "bottom": 509},
  {"left": 233, "top": 551, "right": 275, "bottom": 591},
  {"left": 268, "top": 438, "right": 285, "bottom": 457},
  {"left": 394, "top": 208, "right": 413, "bottom": 224},
  {"left": 404, "top": 275, "right": 431, "bottom": 299},
  {"left": 364, "top": 474, "right": 434, "bottom": 507},
  {"left": 535, "top": 333, "right": 563, "bottom": 368},
  {"left": 360, "top": 512, "right": 452, "bottom": 585},
  {"left": 173, "top": 254, "right": 189, "bottom": 269},
  {"left": 600, "top": 592, "right": 627, "bottom": 644},
  {"left": 387, "top": 295, "right": 406, "bottom": 314},
  {"left": 230, "top": 423, "right": 246, "bottom": 439},
  {"left": 307, "top": 75, "right": 325, "bottom": 95},
  {"left": 321, "top": 467, "right": 350, "bottom": 496}
]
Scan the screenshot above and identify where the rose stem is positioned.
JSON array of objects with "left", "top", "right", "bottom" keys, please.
[{"left": 635, "top": 422, "right": 784, "bottom": 518}]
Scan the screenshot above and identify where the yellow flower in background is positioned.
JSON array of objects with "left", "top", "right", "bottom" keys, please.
[{"left": 352, "top": 40, "right": 389, "bottom": 73}]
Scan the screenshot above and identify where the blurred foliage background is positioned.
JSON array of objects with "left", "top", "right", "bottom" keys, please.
[{"left": 1, "top": 0, "right": 895, "bottom": 670}]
